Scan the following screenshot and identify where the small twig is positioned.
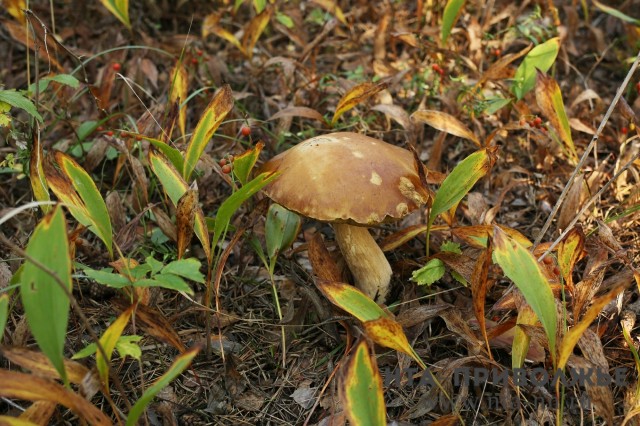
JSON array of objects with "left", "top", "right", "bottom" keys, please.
[{"left": 533, "top": 49, "right": 640, "bottom": 247}]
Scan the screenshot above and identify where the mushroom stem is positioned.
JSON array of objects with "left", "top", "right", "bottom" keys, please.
[{"left": 333, "top": 223, "right": 392, "bottom": 303}]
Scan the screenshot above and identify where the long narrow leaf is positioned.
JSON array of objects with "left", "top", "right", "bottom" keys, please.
[
  {"left": 183, "top": 85, "right": 233, "bottom": 181},
  {"left": 149, "top": 150, "right": 210, "bottom": 259},
  {"left": 96, "top": 305, "right": 133, "bottom": 387},
  {"left": 126, "top": 346, "right": 200, "bottom": 426},
  {"left": 20, "top": 206, "right": 72, "bottom": 384},
  {"left": 492, "top": 226, "right": 557, "bottom": 365}
]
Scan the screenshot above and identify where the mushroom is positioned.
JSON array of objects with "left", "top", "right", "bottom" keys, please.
[{"left": 258, "top": 132, "right": 430, "bottom": 303}]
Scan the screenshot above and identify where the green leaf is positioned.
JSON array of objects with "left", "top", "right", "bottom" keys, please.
[
  {"left": 29, "top": 74, "right": 80, "bottom": 94},
  {"left": 126, "top": 347, "right": 200, "bottom": 426},
  {"left": 0, "top": 294, "right": 9, "bottom": 344},
  {"left": 441, "top": 0, "right": 465, "bottom": 44},
  {"left": 593, "top": 0, "right": 640, "bottom": 25},
  {"left": 276, "top": 12, "right": 294, "bottom": 28},
  {"left": 483, "top": 96, "right": 512, "bottom": 115},
  {"left": 265, "top": 203, "right": 301, "bottom": 272},
  {"left": 99, "top": 0, "right": 131, "bottom": 29},
  {"left": 146, "top": 256, "right": 163, "bottom": 275},
  {"left": 411, "top": 259, "right": 445, "bottom": 286},
  {"left": 136, "top": 275, "right": 193, "bottom": 294},
  {"left": 84, "top": 268, "right": 131, "bottom": 288},
  {"left": 161, "top": 258, "right": 205, "bottom": 283},
  {"left": 0, "top": 89, "right": 43, "bottom": 123},
  {"left": 72, "top": 336, "right": 142, "bottom": 361},
  {"left": 341, "top": 340, "right": 386, "bottom": 426},
  {"left": 440, "top": 241, "right": 462, "bottom": 254},
  {"left": 492, "top": 226, "right": 557, "bottom": 365},
  {"left": 20, "top": 206, "right": 72, "bottom": 384},
  {"left": 512, "top": 37, "right": 560, "bottom": 100},
  {"left": 144, "top": 136, "right": 185, "bottom": 173},
  {"left": 317, "top": 281, "right": 387, "bottom": 322},
  {"left": 232, "top": 142, "right": 264, "bottom": 186},
  {"left": 429, "top": 149, "right": 494, "bottom": 226},
  {"left": 49, "top": 151, "right": 113, "bottom": 256},
  {"left": 149, "top": 150, "right": 210, "bottom": 260},
  {"left": 211, "top": 171, "right": 280, "bottom": 254},
  {"left": 96, "top": 306, "right": 133, "bottom": 386},
  {"left": 183, "top": 85, "right": 233, "bottom": 181}
]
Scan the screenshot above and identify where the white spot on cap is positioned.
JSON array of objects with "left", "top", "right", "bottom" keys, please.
[
  {"left": 352, "top": 151, "right": 364, "bottom": 158},
  {"left": 370, "top": 171, "right": 382, "bottom": 185}
]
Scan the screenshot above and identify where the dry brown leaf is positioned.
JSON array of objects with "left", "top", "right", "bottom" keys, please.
[
  {"left": 242, "top": 8, "right": 273, "bottom": 59},
  {"left": 331, "top": 81, "right": 389, "bottom": 124},
  {"left": 557, "top": 174, "right": 586, "bottom": 231},
  {"left": 568, "top": 352, "right": 614, "bottom": 426},
  {"left": 105, "top": 191, "right": 126, "bottom": 234},
  {"left": 19, "top": 400, "right": 56, "bottom": 425},
  {"left": 0, "top": 346, "right": 89, "bottom": 385},
  {"left": 152, "top": 206, "right": 177, "bottom": 242},
  {"left": 176, "top": 186, "right": 197, "bottom": 259},
  {"left": 306, "top": 231, "right": 343, "bottom": 283},
  {"left": 557, "top": 227, "right": 585, "bottom": 293},
  {"left": 112, "top": 299, "right": 186, "bottom": 353},
  {"left": 411, "top": 110, "right": 481, "bottom": 147},
  {"left": 439, "top": 309, "right": 483, "bottom": 347},
  {"left": 371, "top": 104, "right": 411, "bottom": 130},
  {"left": 269, "top": 106, "right": 325, "bottom": 122},
  {"left": 471, "top": 246, "right": 492, "bottom": 358},
  {"left": 0, "top": 19, "right": 64, "bottom": 71},
  {"left": 140, "top": 57, "right": 158, "bottom": 89},
  {"left": 0, "top": 370, "right": 110, "bottom": 426},
  {"left": 396, "top": 304, "right": 451, "bottom": 328},
  {"left": 573, "top": 267, "right": 606, "bottom": 321}
]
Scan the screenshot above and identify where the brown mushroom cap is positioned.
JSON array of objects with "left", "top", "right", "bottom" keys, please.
[{"left": 258, "top": 132, "right": 429, "bottom": 225}]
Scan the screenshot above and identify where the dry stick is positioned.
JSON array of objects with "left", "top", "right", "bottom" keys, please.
[
  {"left": 538, "top": 145, "right": 640, "bottom": 262},
  {"left": 0, "top": 233, "right": 131, "bottom": 422},
  {"left": 533, "top": 49, "right": 640, "bottom": 249}
]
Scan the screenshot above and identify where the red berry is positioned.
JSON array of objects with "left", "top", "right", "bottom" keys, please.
[
  {"left": 97, "top": 126, "right": 104, "bottom": 132},
  {"left": 121, "top": 131, "right": 129, "bottom": 138},
  {"left": 136, "top": 135, "right": 143, "bottom": 141},
  {"left": 621, "top": 127, "right": 628, "bottom": 135},
  {"left": 191, "top": 57, "right": 198, "bottom": 65},
  {"left": 221, "top": 164, "right": 232, "bottom": 174},
  {"left": 532, "top": 117, "right": 542, "bottom": 127},
  {"left": 553, "top": 267, "right": 560, "bottom": 276},
  {"left": 543, "top": 256, "right": 553, "bottom": 265},
  {"left": 218, "top": 158, "right": 228, "bottom": 167},
  {"left": 636, "top": 82, "right": 640, "bottom": 92},
  {"left": 106, "top": 130, "right": 114, "bottom": 137},
  {"left": 112, "top": 63, "right": 121, "bottom": 72},
  {"left": 240, "top": 126, "right": 251, "bottom": 137},
  {"left": 493, "top": 49, "right": 501, "bottom": 57},
  {"left": 196, "top": 50, "right": 203, "bottom": 56}
]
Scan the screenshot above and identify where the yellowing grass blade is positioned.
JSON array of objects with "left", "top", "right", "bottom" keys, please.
[
  {"left": 512, "top": 305, "right": 538, "bottom": 369},
  {"left": 96, "top": 304, "right": 133, "bottom": 387},
  {"left": 363, "top": 317, "right": 426, "bottom": 369},
  {"left": 29, "top": 128, "right": 50, "bottom": 213},
  {"left": 20, "top": 206, "right": 72, "bottom": 385},
  {"left": 242, "top": 7, "right": 273, "bottom": 59},
  {"left": 232, "top": 142, "right": 264, "bottom": 186},
  {"left": 535, "top": 71, "right": 579, "bottom": 163},
  {"left": 99, "top": 0, "right": 130, "bottom": 29},
  {"left": 493, "top": 226, "right": 557, "bottom": 365},
  {"left": 332, "top": 82, "right": 388, "bottom": 125},
  {"left": 202, "top": 13, "right": 244, "bottom": 53},
  {"left": 168, "top": 62, "right": 188, "bottom": 138},
  {"left": 45, "top": 151, "right": 113, "bottom": 256},
  {"left": 126, "top": 346, "right": 200, "bottom": 426},
  {"left": 340, "top": 340, "right": 386, "bottom": 426},
  {"left": 149, "top": 150, "right": 210, "bottom": 260},
  {"left": 557, "top": 281, "right": 628, "bottom": 370},
  {"left": 183, "top": 85, "right": 233, "bottom": 181},
  {"left": 441, "top": 0, "right": 465, "bottom": 45}
]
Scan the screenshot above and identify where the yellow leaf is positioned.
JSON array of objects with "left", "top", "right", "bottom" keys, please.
[
  {"left": 96, "top": 304, "right": 133, "bottom": 387},
  {"left": 363, "top": 317, "right": 426, "bottom": 369},
  {"left": 98, "top": 0, "right": 130, "bottom": 29},
  {"left": 332, "top": 82, "right": 388, "bottom": 125},
  {"left": 202, "top": 13, "right": 244, "bottom": 53},
  {"left": 535, "top": 72, "right": 579, "bottom": 163},
  {"left": 242, "top": 8, "right": 273, "bottom": 59},
  {"left": 169, "top": 62, "right": 188, "bottom": 138},
  {"left": 311, "top": 0, "right": 347, "bottom": 25},
  {"left": 29, "top": 129, "right": 50, "bottom": 213}
]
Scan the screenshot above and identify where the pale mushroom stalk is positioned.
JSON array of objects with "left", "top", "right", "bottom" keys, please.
[{"left": 333, "top": 223, "right": 392, "bottom": 303}]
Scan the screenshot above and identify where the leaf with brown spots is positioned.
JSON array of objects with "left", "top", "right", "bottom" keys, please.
[
  {"left": 242, "top": 7, "right": 273, "bottom": 59},
  {"left": 411, "top": 110, "right": 481, "bottom": 147},
  {"left": 176, "top": 186, "right": 197, "bottom": 259},
  {"left": 331, "top": 82, "right": 389, "bottom": 125},
  {"left": 557, "top": 227, "right": 585, "bottom": 294}
]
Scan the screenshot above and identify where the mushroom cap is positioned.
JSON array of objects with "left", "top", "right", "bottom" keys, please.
[{"left": 258, "top": 132, "right": 429, "bottom": 225}]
